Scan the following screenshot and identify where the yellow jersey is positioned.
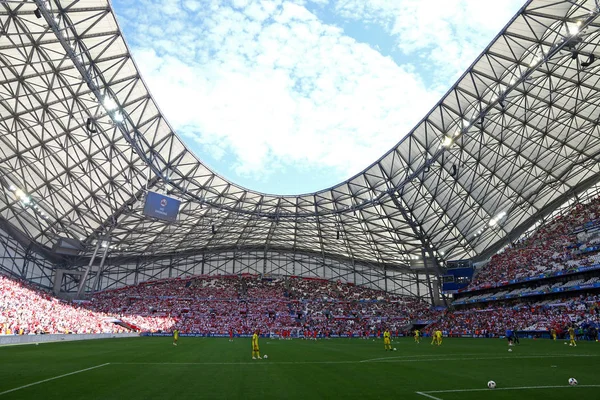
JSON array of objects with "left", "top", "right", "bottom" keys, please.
[
  {"left": 414, "top": 330, "right": 420, "bottom": 337},
  {"left": 383, "top": 330, "right": 390, "bottom": 339},
  {"left": 568, "top": 327, "right": 575, "bottom": 337},
  {"left": 252, "top": 333, "right": 259, "bottom": 348}
]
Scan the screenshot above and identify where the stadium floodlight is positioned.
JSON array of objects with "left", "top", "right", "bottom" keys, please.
[
  {"left": 442, "top": 136, "right": 453, "bottom": 148},
  {"left": 8, "top": 185, "right": 15, "bottom": 191},
  {"left": 489, "top": 211, "right": 507, "bottom": 227},
  {"left": 102, "top": 96, "right": 118, "bottom": 112},
  {"left": 112, "top": 111, "right": 124, "bottom": 123}
]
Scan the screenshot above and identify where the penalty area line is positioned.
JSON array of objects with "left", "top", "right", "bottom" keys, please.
[{"left": 0, "top": 363, "right": 110, "bottom": 396}]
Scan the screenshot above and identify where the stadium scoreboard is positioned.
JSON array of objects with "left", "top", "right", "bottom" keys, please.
[{"left": 143, "top": 191, "right": 181, "bottom": 222}]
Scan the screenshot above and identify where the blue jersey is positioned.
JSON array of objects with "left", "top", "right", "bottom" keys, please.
[{"left": 506, "top": 329, "right": 513, "bottom": 337}]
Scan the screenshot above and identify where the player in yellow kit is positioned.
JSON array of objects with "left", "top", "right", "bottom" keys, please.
[
  {"left": 568, "top": 326, "right": 577, "bottom": 347},
  {"left": 172, "top": 329, "right": 179, "bottom": 346},
  {"left": 383, "top": 329, "right": 392, "bottom": 351},
  {"left": 551, "top": 328, "right": 557, "bottom": 341},
  {"left": 414, "top": 329, "right": 421, "bottom": 344},
  {"left": 431, "top": 329, "right": 442, "bottom": 346},
  {"left": 252, "top": 330, "right": 262, "bottom": 359}
]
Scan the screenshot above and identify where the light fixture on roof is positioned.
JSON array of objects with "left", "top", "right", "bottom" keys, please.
[
  {"left": 8, "top": 185, "right": 15, "bottom": 191},
  {"left": 102, "top": 96, "right": 118, "bottom": 112},
  {"left": 489, "top": 211, "right": 507, "bottom": 227},
  {"left": 442, "top": 136, "right": 453, "bottom": 148},
  {"left": 112, "top": 111, "right": 124, "bottom": 124}
]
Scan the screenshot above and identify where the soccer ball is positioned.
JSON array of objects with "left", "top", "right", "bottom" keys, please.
[
  {"left": 508, "top": 348, "right": 512, "bottom": 352},
  {"left": 393, "top": 348, "right": 397, "bottom": 351},
  {"left": 488, "top": 381, "right": 496, "bottom": 389},
  {"left": 263, "top": 355, "right": 268, "bottom": 359},
  {"left": 568, "top": 378, "right": 577, "bottom": 386}
]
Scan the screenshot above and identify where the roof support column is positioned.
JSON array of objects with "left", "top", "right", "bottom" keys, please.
[
  {"left": 91, "top": 241, "right": 111, "bottom": 293},
  {"left": 76, "top": 240, "right": 101, "bottom": 297}
]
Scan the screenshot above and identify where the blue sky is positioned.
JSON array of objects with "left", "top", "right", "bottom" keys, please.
[{"left": 111, "top": 0, "right": 525, "bottom": 195}]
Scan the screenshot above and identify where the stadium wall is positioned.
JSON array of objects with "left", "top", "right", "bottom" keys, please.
[
  {"left": 0, "top": 333, "right": 139, "bottom": 346},
  {"left": 86, "top": 250, "right": 432, "bottom": 300},
  {"left": 0, "top": 224, "right": 434, "bottom": 301},
  {"left": 0, "top": 227, "right": 56, "bottom": 289}
]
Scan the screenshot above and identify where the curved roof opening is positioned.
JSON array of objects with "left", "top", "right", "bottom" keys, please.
[
  {"left": 111, "top": 0, "right": 525, "bottom": 195},
  {"left": 1, "top": 0, "right": 599, "bottom": 271}
]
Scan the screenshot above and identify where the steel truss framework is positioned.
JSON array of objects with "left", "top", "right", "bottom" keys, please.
[{"left": 1, "top": 0, "right": 600, "bottom": 298}]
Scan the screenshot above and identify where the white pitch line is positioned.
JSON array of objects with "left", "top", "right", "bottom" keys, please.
[
  {"left": 415, "top": 391, "right": 443, "bottom": 400},
  {"left": 360, "top": 353, "right": 490, "bottom": 363},
  {"left": 112, "top": 361, "right": 360, "bottom": 366},
  {"left": 361, "top": 354, "right": 598, "bottom": 364},
  {"left": 421, "top": 384, "right": 600, "bottom": 395},
  {"left": 0, "top": 363, "right": 110, "bottom": 396}
]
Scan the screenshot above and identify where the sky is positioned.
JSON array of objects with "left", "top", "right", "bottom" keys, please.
[{"left": 111, "top": 0, "right": 526, "bottom": 195}]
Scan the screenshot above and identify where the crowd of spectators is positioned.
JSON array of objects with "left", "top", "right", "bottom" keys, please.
[
  {"left": 468, "top": 196, "right": 600, "bottom": 291},
  {"left": 0, "top": 275, "right": 125, "bottom": 335},
  {"left": 1, "top": 273, "right": 437, "bottom": 336},
  {"left": 429, "top": 293, "right": 600, "bottom": 337},
  {"left": 3, "top": 270, "right": 600, "bottom": 339},
  {"left": 86, "top": 275, "right": 438, "bottom": 335}
]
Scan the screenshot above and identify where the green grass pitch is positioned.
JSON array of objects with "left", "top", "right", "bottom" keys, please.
[{"left": 1, "top": 337, "right": 599, "bottom": 399}]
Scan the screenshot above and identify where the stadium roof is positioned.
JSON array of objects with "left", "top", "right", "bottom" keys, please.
[{"left": 1, "top": 0, "right": 600, "bottom": 272}]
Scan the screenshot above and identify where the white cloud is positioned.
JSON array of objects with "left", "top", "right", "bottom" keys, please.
[
  {"left": 114, "top": 0, "right": 521, "bottom": 188},
  {"left": 333, "top": 0, "right": 526, "bottom": 83}
]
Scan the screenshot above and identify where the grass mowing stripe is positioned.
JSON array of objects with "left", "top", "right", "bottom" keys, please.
[
  {"left": 111, "top": 353, "right": 599, "bottom": 367},
  {"left": 0, "top": 363, "right": 110, "bottom": 396}
]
